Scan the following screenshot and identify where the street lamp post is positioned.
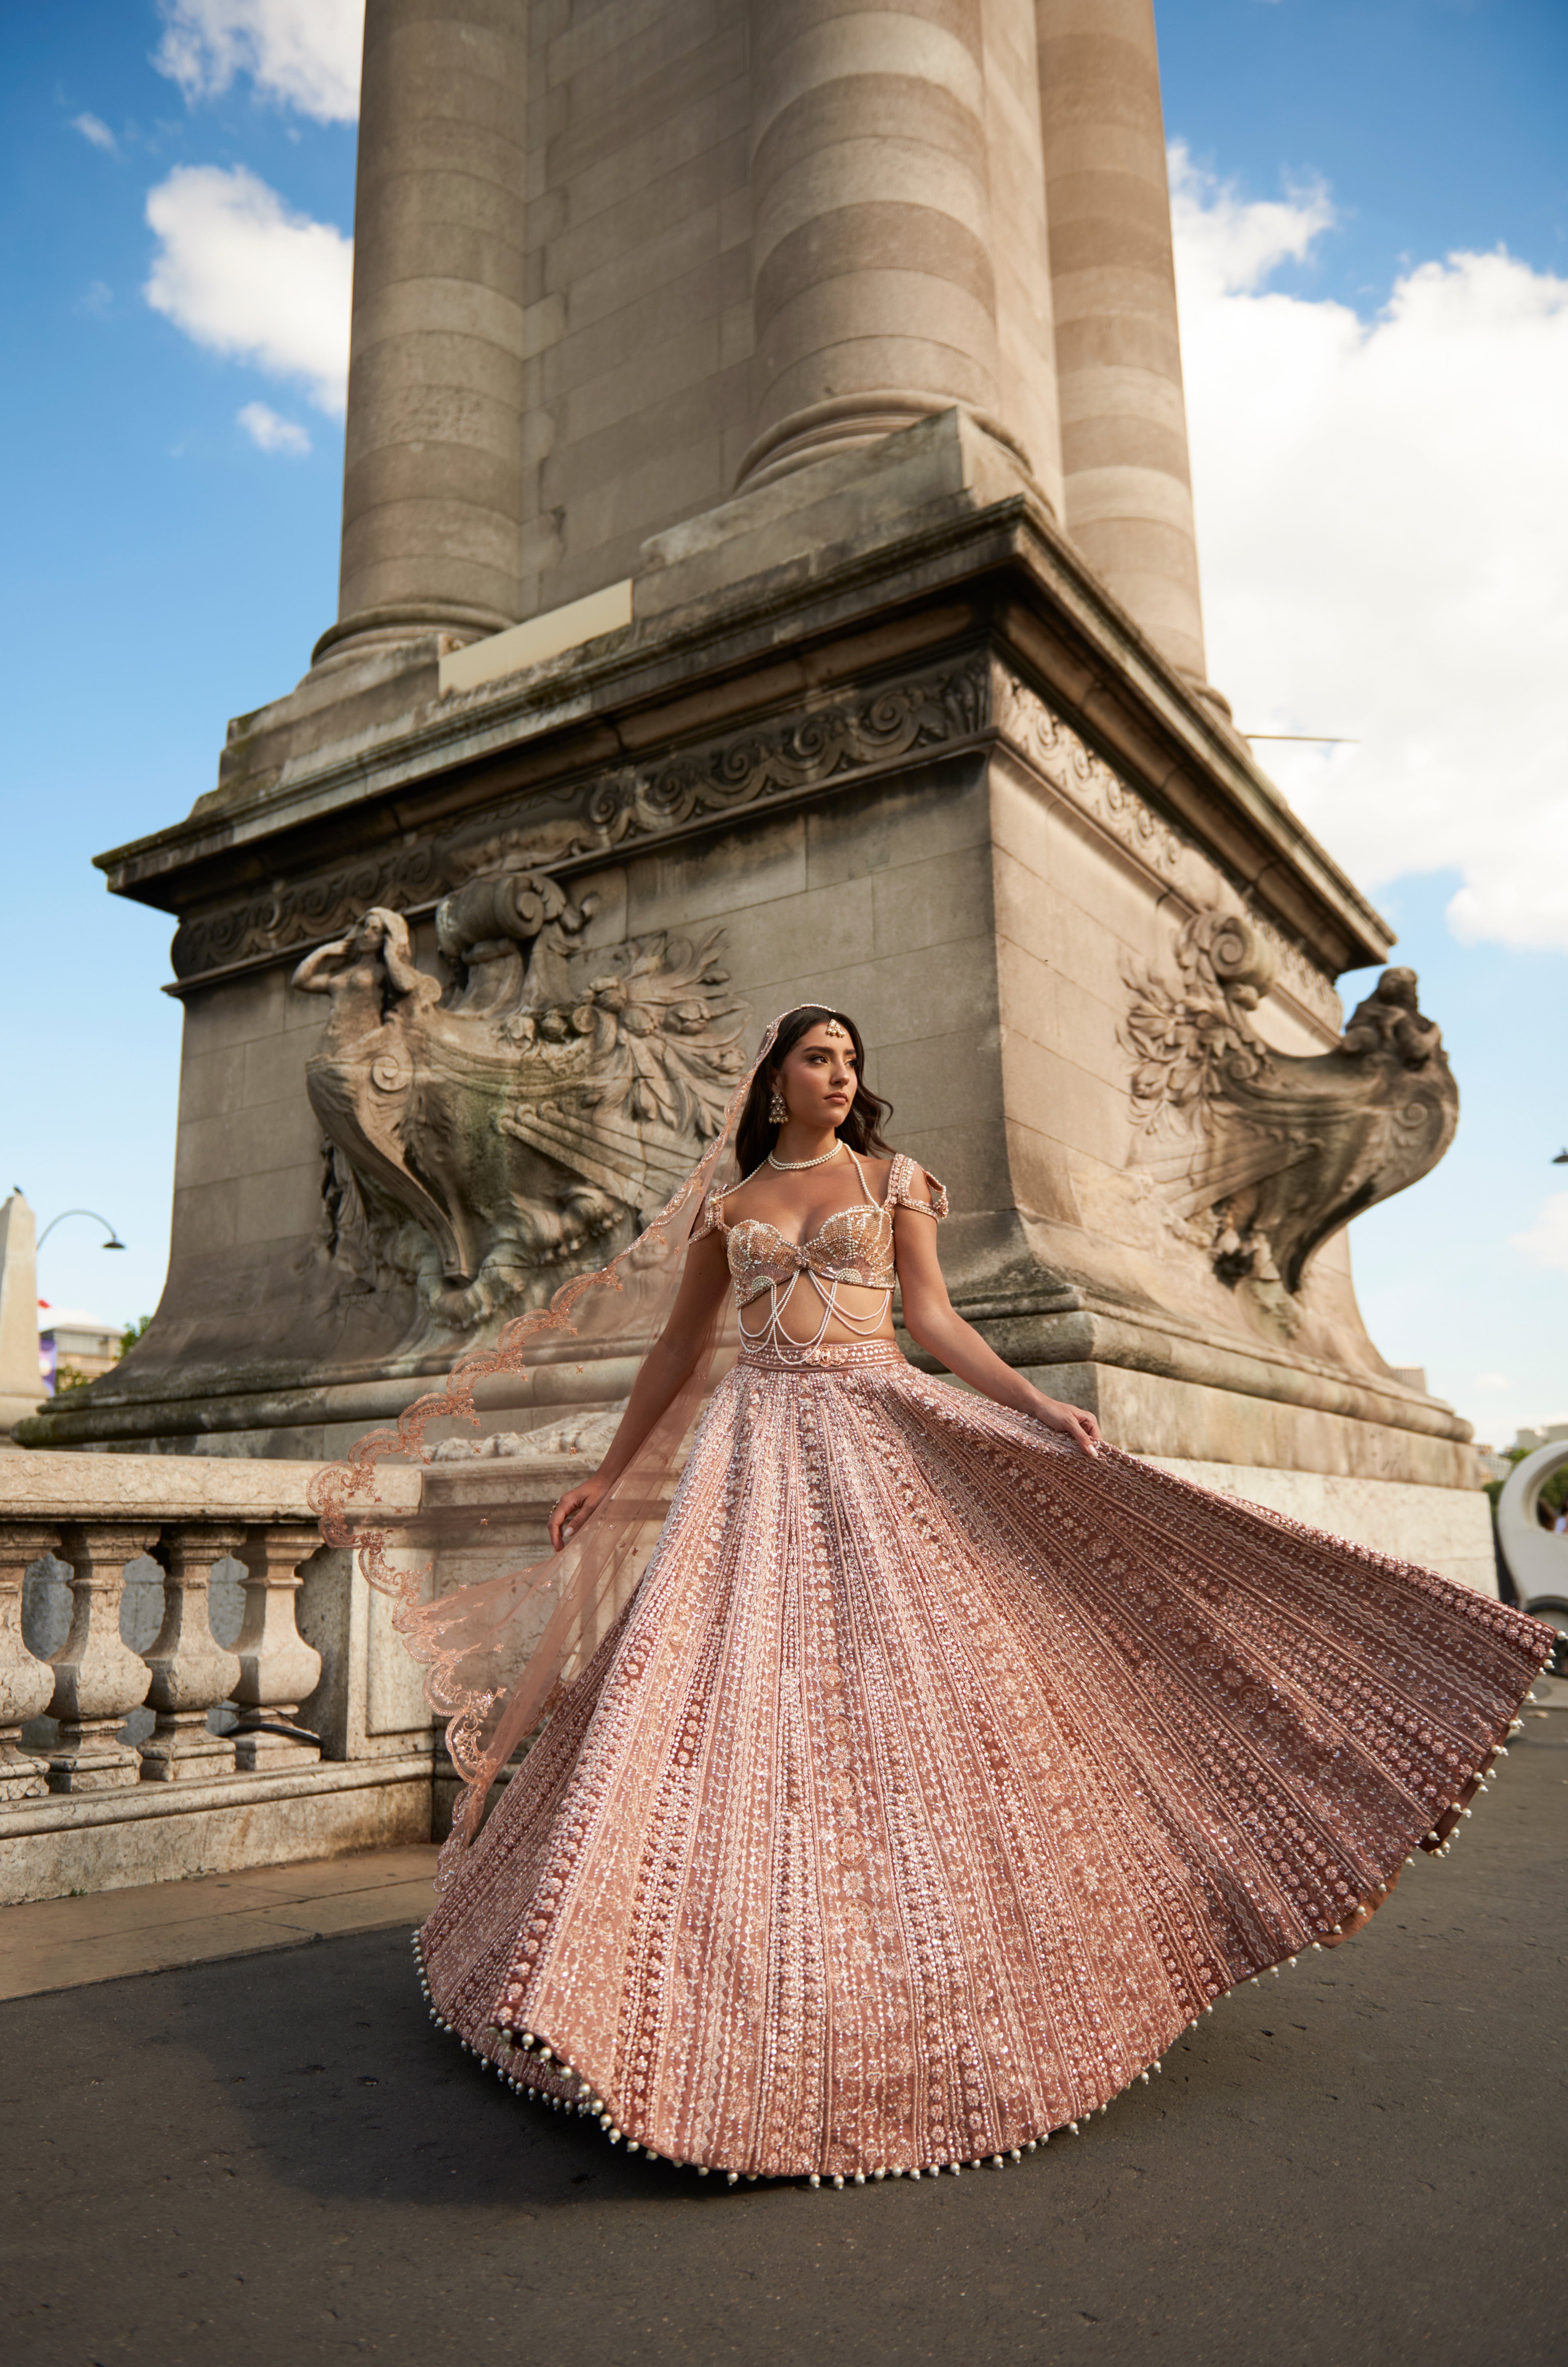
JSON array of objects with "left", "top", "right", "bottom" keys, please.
[{"left": 36, "top": 1211, "right": 127, "bottom": 1253}]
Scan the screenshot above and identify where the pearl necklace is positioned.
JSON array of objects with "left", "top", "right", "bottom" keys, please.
[{"left": 767, "top": 1140, "right": 846, "bottom": 1172}]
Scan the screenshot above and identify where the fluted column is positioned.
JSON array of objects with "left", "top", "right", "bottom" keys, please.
[
  {"left": 314, "top": 0, "right": 529, "bottom": 666},
  {"left": 1035, "top": 0, "right": 1216, "bottom": 695},
  {"left": 740, "top": 0, "right": 1023, "bottom": 491}
]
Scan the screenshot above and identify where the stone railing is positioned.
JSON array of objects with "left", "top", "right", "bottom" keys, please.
[
  {"left": 0, "top": 1441, "right": 617, "bottom": 1904},
  {"left": 0, "top": 1453, "right": 430, "bottom": 1904}
]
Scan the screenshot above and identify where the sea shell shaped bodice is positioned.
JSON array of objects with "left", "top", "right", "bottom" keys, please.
[{"left": 695, "top": 1150, "right": 947, "bottom": 1331}]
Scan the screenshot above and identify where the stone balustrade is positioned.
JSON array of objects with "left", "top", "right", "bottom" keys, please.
[
  {"left": 0, "top": 1440, "right": 629, "bottom": 1904},
  {"left": 0, "top": 1478, "right": 348, "bottom": 1798},
  {"left": 0, "top": 1451, "right": 430, "bottom": 1904}
]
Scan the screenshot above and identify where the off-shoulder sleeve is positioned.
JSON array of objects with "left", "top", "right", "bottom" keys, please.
[
  {"left": 689, "top": 1188, "right": 726, "bottom": 1243},
  {"left": 888, "top": 1153, "right": 948, "bottom": 1220}
]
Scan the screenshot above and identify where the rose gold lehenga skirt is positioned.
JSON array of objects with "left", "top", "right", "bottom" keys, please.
[{"left": 414, "top": 1341, "right": 1548, "bottom": 2184}]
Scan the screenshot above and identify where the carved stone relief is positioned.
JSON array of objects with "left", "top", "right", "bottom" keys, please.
[
  {"left": 991, "top": 669, "right": 1187, "bottom": 879},
  {"left": 292, "top": 878, "right": 747, "bottom": 1348},
  {"left": 1124, "top": 906, "right": 1458, "bottom": 1328},
  {"left": 175, "top": 655, "right": 991, "bottom": 986}
]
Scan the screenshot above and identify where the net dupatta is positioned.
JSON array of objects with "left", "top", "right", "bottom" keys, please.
[{"left": 309, "top": 1012, "right": 790, "bottom": 1882}]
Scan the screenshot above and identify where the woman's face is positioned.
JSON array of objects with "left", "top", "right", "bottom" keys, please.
[{"left": 774, "top": 1023, "right": 857, "bottom": 1129}]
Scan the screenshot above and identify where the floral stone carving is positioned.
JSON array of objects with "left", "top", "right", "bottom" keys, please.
[
  {"left": 1125, "top": 909, "right": 1457, "bottom": 1321},
  {"left": 292, "top": 872, "right": 747, "bottom": 1342}
]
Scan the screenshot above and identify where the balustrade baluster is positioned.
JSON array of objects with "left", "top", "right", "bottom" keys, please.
[
  {"left": 0, "top": 1522, "right": 59, "bottom": 1800},
  {"left": 231, "top": 1522, "right": 324, "bottom": 1769},
  {"left": 140, "top": 1524, "right": 246, "bottom": 1781},
  {"left": 46, "top": 1523, "right": 161, "bottom": 1792}
]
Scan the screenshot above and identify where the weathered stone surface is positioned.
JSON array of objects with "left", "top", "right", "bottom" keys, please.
[{"left": 0, "top": 1757, "right": 432, "bottom": 1907}]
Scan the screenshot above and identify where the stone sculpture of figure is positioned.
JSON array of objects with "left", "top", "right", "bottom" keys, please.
[
  {"left": 293, "top": 907, "right": 442, "bottom": 1042},
  {"left": 292, "top": 871, "right": 748, "bottom": 1343},
  {"left": 1340, "top": 966, "right": 1445, "bottom": 1068},
  {"left": 315, "top": 1005, "right": 1551, "bottom": 2189}
]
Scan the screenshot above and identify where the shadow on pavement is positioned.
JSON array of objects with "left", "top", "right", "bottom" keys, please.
[{"left": 2, "top": 1737, "right": 1563, "bottom": 2367}]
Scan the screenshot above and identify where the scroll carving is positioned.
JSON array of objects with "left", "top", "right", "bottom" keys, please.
[
  {"left": 292, "top": 874, "right": 747, "bottom": 1343},
  {"left": 175, "top": 656, "right": 989, "bottom": 986},
  {"left": 993, "top": 671, "right": 1186, "bottom": 878},
  {"left": 1125, "top": 908, "right": 1458, "bottom": 1319}
]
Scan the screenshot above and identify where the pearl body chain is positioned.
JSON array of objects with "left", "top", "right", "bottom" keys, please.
[{"left": 736, "top": 1144, "right": 893, "bottom": 1364}]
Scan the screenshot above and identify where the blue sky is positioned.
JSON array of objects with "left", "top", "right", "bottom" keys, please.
[{"left": 3, "top": 0, "right": 1564, "bottom": 1444}]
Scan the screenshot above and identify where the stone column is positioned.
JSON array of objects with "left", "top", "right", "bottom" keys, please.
[
  {"left": 1035, "top": 0, "right": 1218, "bottom": 697},
  {"left": 739, "top": 0, "right": 1023, "bottom": 491},
  {"left": 231, "top": 1524, "right": 325, "bottom": 1770},
  {"left": 139, "top": 1525, "right": 246, "bottom": 1782},
  {"left": 0, "top": 1192, "right": 40, "bottom": 1435},
  {"left": 46, "top": 1524, "right": 161, "bottom": 1792},
  {"left": 0, "top": 1523, "right": 57, "bottom": 1801},
  {"left": 314, "top": 0, "right": 529, "bottom": 667}
]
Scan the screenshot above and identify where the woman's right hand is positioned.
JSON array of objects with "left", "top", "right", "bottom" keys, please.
[{"left": 549, "top": 1473, "right": 609, "bottom": 1553}]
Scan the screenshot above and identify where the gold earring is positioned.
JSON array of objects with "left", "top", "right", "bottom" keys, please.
[{"left": 768, "top": 1087, "right": 788, "bottom": 1123}]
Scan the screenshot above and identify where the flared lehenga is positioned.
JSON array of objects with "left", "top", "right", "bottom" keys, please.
[{"left": 414, "top": 1339, "right": 1550, "bottom": 2183}]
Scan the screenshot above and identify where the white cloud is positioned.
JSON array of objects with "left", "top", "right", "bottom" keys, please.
[
  {"left": 154, "top": 0, "right": 363, "bottom": 123},
  {"left": 1172, "top": 145, "right": 1568, "bottom": 953},
  {"left": 144, "top": 164, "right": 351, "bottom": 415},
  {"left": 238, "top": 398, "right": 311, "bottom": 454},
  {"left": 72, "top": 113, "right": 119, "bottom": 153},
  {"left": 1511, "top": 1193, "right": 1568, "bottom": 1273}
]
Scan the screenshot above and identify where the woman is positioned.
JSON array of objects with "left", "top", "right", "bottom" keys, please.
[{"left": 318, "top": 1006, "right": 1550, "bottom": 2188}]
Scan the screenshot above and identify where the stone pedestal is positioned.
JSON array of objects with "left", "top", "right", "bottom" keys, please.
[
  {"left": 31, "top": 410, "right": 1474, "bottom": 1528},
  {"left": 46, "top": 1524, "right": 159, "bottom": 1793}
]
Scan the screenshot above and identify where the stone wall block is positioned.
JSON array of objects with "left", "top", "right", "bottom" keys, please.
[
  {"left": 139, "top": 1524, "right": 247, "bottom": 1783},
  {"left": 232, "top": 1524, "right": 327, "bottom": 1772},
  {"left": 0, "top": 1524, "right": 58, "bottom": 1801},
  {"left": 45, "top": 1524, "right": 161, "bottom": 1794}
]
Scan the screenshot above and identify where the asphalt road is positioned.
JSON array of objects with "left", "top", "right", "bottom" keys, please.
[{"left": 4, "top": 1729, "right": 1563, "bottom": 2367}]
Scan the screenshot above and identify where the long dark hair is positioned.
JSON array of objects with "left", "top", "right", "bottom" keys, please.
[{"left": 734, "top": 1007, "right": 894, "bottom": 1180}]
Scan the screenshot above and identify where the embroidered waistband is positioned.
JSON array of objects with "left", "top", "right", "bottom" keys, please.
[{"left": 737, "top": 1338, "right": 906, "bottom": 1373}]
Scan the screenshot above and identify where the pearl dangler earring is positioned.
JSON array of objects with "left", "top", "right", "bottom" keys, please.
[{"left": 768, "top": 1086, "right": 788, "bottom": 1123}]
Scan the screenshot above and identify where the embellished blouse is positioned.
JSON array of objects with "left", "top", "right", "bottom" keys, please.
[{"left": 692, "top": 1150, "right": 947, "bottom": 1349}]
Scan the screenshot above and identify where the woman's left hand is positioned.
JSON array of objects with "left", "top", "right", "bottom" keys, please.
[{"left": 1031, "top": 1396, "right": 1102, "bottom": 1456}]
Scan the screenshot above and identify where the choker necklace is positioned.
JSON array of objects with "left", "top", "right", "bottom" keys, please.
[{"left": 768, "top": 1141, "right": 845, "bottom": 1172}]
